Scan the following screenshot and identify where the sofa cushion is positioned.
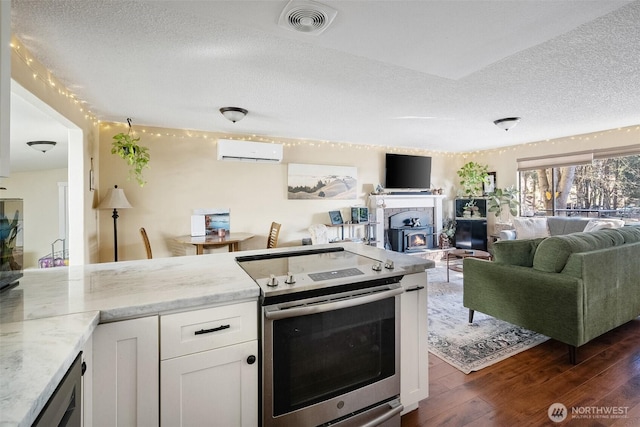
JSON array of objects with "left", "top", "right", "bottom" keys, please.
[
  {"left": 533, "top": 230, "right": 620, "bottom": 273},
  {"left": 593, "top": 228, "right": 625, "bottom": 245},
  {"left": 546, "top": 216, "right": 591, "bottom": 235},
  {"left": 512, "top": 217, "right": 550, "bottom": 239},
  {"left": 618, "top": 225, "right": 640, "bottom": 243},
  {"left": 492, "top": 237, "right": 546, "bottom": 267},
  {"left": 583, "top": 218, "right": 625, "bottom": 232}
]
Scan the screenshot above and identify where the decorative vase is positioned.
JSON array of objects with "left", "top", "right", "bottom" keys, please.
[
  {"left": 439, "top": 235, "right": 450, "bottom": 249},
  {"left": 463, "top": 211, "right": 471, "bottom": 218}
]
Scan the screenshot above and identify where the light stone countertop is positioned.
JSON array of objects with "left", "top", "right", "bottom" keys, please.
[
  {"left": 0, "top": 243, "right": 433, "bottom": 426},
  {"left": 0, "top": 312, "right": 99, "bottom": 427}
]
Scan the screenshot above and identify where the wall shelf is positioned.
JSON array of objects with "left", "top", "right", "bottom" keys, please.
[{"left": 325, "top": 222, "right": 378, "bottom": 245}]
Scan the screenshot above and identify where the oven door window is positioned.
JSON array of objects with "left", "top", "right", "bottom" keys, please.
[{"left": 271, "top": 297, "right": 396, "bottom": 416}]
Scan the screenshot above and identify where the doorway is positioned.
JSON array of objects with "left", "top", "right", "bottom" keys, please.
[{"left": 7, "top": 81, "right": 85, "bottom": 266}]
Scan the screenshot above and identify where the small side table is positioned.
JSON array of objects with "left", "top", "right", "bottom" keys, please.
[{"left": 446, "top": 249, "right": 492, "bottom": 282}]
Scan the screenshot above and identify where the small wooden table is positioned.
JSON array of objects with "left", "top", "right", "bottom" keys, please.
[
  {"left": 446, "top": 248, "right": 492, "bottom": 281},
  {"left": 175, "top": 233, "right": 255, "bottom": 255}
]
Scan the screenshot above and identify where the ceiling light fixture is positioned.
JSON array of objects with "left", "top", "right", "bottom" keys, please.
[
  {"left": 493, "top": 117, "right": 521, "bottom": 132},
  {"left": 27, "top": 140, "right": 57, "bottom": 153},
  {"left": 220, "top": 107, "right": 248, "bottom": 123}
]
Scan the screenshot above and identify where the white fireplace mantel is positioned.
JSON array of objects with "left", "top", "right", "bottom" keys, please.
[{"left": 368, "top": 194, "right": 446, "bottom": 249}]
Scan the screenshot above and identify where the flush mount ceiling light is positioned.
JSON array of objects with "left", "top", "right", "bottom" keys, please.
[
  {"left": 493, "top": 117, "right": 521, "bottom": 131},
  {"left": 278, "top": 0, "right": 338, "bottom": 35},
  {"left": 26, "top": 140, "right": 57, "bottom": 153},
  {"left": 220, "top": 107, "right": 248, "bottom": 123}
]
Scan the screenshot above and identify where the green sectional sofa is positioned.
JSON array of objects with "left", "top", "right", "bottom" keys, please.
[{"left": 463, "top": 226, "right": 640, "bottom": 363}]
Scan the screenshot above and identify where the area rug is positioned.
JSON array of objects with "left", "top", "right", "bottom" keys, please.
[{"left": 428, "top": 268, "right": 549, "bottom": 374}]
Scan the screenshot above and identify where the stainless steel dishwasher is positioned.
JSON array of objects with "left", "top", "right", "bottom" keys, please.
[{"left": 33, "top": 352, "right": 83, "bottom": 427}]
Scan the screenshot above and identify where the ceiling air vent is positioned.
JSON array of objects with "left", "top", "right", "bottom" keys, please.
[{"left": 278, "top": 0, "right": 337, "bottom": 35}]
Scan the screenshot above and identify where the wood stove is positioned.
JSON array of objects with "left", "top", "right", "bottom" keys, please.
[{"left": 388, "top": 211, "right": 434, "bottom": 252}]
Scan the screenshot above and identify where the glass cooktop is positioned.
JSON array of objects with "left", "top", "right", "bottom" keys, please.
[
  {"left": 236, "top": 247, "right": 405, "bottom": 300},
  {"left": 236, "top": 247, "right": 375, "bottom": 281}
]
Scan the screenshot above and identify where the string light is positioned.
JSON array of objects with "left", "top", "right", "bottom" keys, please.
[
  {"left": 10, "top": 37, "right": 99, "bottom": 124},
  {"left": 102, "top": 120, "right": 455, "bottom": 158},
  {"left": 14, "top": 38, "right": 638, "bottom": 159}
]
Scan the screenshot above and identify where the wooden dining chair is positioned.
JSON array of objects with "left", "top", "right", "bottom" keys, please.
[
  {"left": 267, "top": 222, "right": 281, "bottom": 249},
  {"left": 140, "top": 227, "right": 153, "bottom": 259}
]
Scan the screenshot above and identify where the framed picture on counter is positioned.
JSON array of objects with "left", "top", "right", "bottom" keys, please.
[{"left": 328, "top": 210, "right": 343, "bottom": 225}]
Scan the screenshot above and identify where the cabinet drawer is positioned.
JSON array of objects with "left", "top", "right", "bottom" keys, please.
[{"left": 161, "top": 301, "right": 257, "bottom": 360}]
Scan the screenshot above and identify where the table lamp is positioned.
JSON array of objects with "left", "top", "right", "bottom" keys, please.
[{"left": 98, "top": 185, "right": 132, "bottom": 261}]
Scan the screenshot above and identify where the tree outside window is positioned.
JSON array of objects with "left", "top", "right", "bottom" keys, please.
[{"left": 519, "top": 154, "right": 640, "bottom": 219}]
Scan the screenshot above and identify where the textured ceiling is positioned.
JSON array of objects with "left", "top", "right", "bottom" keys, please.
[{"left": 8, "top": 0, "right": 640, "bottom": 172}]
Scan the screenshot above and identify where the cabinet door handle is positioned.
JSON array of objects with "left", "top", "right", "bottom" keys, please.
[
  {"left": 405, "top": 286, "right": 425, "bottom": 292},
  {"left": 247, "top": 355, "right": 256, "bottom": 365},
  {"left": 194, "top": 324, "right": 231, "bottom": 335}
]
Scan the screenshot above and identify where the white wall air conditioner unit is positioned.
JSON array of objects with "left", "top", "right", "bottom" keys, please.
[{"left": 216, "top": 139, "right": 283, "bottom": 163}]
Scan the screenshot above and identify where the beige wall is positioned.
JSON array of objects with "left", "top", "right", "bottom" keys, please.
[
  {"left": 1, "top": 168, "right": 68, "bottom": 268},
  {"left": 97, "top": 122, "right": 640, "bottom": 262},
  {"left": 97, "top": 122, "right": 458, "bottom": 261}
]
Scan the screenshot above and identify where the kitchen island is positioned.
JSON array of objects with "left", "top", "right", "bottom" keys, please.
[{"left": 0, "top": 243, "right": 433, "bottom": 426}]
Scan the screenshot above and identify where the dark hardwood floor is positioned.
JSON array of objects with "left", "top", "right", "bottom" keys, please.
[{"left": 401, "top": 317, "right": 640, "bottom": 426}]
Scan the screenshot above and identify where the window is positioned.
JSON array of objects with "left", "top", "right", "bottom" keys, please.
[{"left": 518, "top": 151, "right": 640, "bottom": 219}]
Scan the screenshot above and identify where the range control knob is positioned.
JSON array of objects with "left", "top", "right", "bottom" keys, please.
[
  {"left": 384, "top": 260, "right": 395, "bottom": 269},
  {"left": 372, "top": 262, "right": 383, "bottom": 271},
  {"left": 285, "top": 272, "right": 296, "bottom": 284},
  {"left": 267, "top": 274, "right": 279, "bottom": 287}
]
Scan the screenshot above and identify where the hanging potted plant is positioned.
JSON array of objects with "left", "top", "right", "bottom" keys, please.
[
  {"left": 487, "top": 186, "right": 520, "bottom": 224},
  {"left": 111, "top": 118, "right": 150, "bottom": 187},
  {"left": 456, "top": 161, "right": 489, "bottom": 197}
]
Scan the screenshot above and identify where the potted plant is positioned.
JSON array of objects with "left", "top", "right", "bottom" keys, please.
[
  {"left": 462, "top": 200, "right": 478, "bottom": 218},
  {"left": 111, "top": 130, "right": 150, "bottom": 187},
  {"left": 457, "top": 161, "right": 489, "bottom": 197},
  {"left": 487, "top": 185, "right": 520, "bottom": 224},
  {"left": 439, "top": 218, "right": 456, "bottom": 249},
  {"left": 0, "top": 209, "right": 21, "bottom": 271}
]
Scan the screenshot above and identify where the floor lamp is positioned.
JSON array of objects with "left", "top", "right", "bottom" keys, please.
[{"left": 98, "top": 185, "right": 132, "bottom": 261}]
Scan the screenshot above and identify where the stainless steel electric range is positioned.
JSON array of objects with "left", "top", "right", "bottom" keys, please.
[{"left": 236, "top": 246, "right": 406, "bottom": 427}]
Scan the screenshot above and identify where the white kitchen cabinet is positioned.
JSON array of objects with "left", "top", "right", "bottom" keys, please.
[
  {"left": 92, "top": 316, "right": 159, "bottom": 427},
  {"left": 161, "top": 340, "right": 258, "bottom": 426},
  {"left": 400, "top": 271, "right": 429, "bottom": 413},
  {"left": 160, "top": 301, "right": 258, "bottom": 427}
]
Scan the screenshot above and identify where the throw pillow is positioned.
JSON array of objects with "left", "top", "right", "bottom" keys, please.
[
  {"left": 513, "top": 217, "right": 550, "bottom": 240},
  {"left": 583, "top": 218, "right": 625, "bottom": 232}
]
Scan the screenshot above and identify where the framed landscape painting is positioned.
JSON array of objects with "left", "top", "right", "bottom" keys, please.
[{"left": 287, "top": 164, "right": 357, "bottom": 200}]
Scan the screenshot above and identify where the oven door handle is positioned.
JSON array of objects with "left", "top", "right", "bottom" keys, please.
[
  {"left": 264, "top": 286, "right": 403, "bottom": 320},
  {"left": 361, "top": 399, "right": 404, "bottom": 427}
]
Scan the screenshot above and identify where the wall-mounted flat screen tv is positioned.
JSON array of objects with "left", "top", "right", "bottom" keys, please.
[{"left": 385, "top": 153, "right": 432, "bottom": 190}]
